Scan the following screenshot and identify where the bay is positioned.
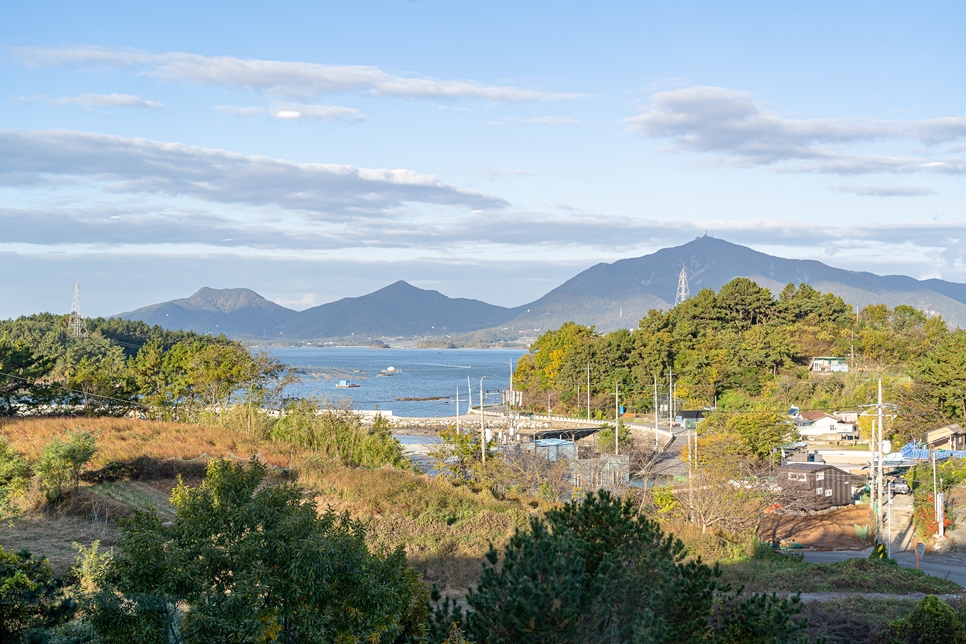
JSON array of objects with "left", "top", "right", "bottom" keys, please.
[{"left": 266, "top": 347, "right": 526, "bottom": 418}]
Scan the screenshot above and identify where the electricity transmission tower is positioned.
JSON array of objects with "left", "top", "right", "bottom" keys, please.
[
  {"left": 675, "top": 267, "right": 690, "bottom": 305},
  {"left": 68, "top": 282, "right": 88, "bottom": 338}
]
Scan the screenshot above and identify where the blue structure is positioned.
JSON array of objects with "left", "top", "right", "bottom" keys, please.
[{"left": 898, "top": 441, "right": 966, "bottom": 460}]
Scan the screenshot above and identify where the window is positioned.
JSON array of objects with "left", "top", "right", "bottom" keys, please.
[
  {"left": 788, "top": 473, "right": 807, "bottom": 482},
  {"left": 825, "top": 489, "right": 833, "bottom": 497},
  {"left": 816, "top": 472, "right": 825, "bottom": 481},
  {"left": 815, "top": 487, "right": 823, "bottom": 495}
]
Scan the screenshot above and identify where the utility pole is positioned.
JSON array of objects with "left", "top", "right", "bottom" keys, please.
[
  {"left": 507, "top": 361, "right": 514, "bottom": 424},
  {"left": 654, "top": 376, "right": 659, "bottom": 450},
  {"left": 940, "top": 478, "right": 946, "bottom": 538},
  {"left": 877, "top": 379, "right": 885, "bottom": 542},
  {"left": 668, "top": 369, "right": 674, "bottom": 426},
  {"left": 887, "top": 484, "right": 892, "bottom": 559},
  {"left": 932, "top": 452, "right": 938, "bottom": 537},
  {"left": 851, "top": 305, "right": 857, "bottom": 371},
  {"left": 615, "top": 382, "right": 620, "bottom": 456},
  {"left": 586, "top": 363, "right": 591, "bottom": 421},
  {"left": 872, "top": 417, "right": 879, "bottom": 539},
  {"left": 480, "top": 376, "right": 487, "bottom": 465}
]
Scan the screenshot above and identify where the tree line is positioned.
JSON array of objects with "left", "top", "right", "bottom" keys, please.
[
  {"left": 0, "top": 315, "right": 290, "bottom": 420},
  {"left": 513, "top": 279, "right": 966, "bottom": 444}
]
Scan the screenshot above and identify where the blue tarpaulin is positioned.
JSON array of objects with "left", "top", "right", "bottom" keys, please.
[
  {"left": 899, "top": 442, "right": 966, "bottom": 460},
  {"left": 900, "top": 443, "right": 932, "bottom": 460}
]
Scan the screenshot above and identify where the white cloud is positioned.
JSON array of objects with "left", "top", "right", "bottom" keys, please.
[
  {"left": 834, "top": 185, "right": 937, "bottom": 197},
  {"left": 486, "top": 116, "right": 581, "bottom": 126},
  {"left": 49, "top": 93, "right": 165, "bottom": 108},
  {"left": 624, "top": 86, "right": 966, "bottom": 174},
  {"left": 13, "top": 46, "right": 582, "bottom": 102},
  {"left": 269, "top": 103, "right": 365, "bottom": 122},
  {"left": 0, "top": 129, "right": 507, "bottom": 219}
]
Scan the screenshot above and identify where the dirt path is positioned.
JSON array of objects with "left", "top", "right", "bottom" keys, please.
[{"left": 761, "top": 506, "right": 872, "bottom": 550}]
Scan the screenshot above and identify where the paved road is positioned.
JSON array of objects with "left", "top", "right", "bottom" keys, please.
[
  {"left": 803, "top": 548, "right": 966, "bottom": 587},
  {"left": 627, "top": 420, "right": 689, "bottom": 478}
]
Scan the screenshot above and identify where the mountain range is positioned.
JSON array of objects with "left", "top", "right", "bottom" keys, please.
[{"left": 118, "top": 237, "right": 966, "bottom": 341}]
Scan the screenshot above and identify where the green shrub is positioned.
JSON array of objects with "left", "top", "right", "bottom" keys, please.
[
  {"left": 0, "top": 547, "right": 73, "bottom": 642},
  {"left": 0, "top": 436, "right": 30, "bottom": 517},
  {"left": 271, "top": 401, "right": 413, "bottom": 470},
  {"left": 594, "top": 421, "right": 630, "bottom": 454},
  {"left": 431, "top": 490, "right": 805, "bottom": 644},
  {"left": 89, "top": 458, "right": 425, "bottom": 643},
  {"left": 33, "top": 431, "right": 96, "bottom": 503},
  {"left": 884, "top": 595, "right": 966, "bottom": 643}
]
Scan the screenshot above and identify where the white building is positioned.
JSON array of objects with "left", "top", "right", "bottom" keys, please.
[{"left": 795, "top": 411, "right": 858, "bottom": 442}]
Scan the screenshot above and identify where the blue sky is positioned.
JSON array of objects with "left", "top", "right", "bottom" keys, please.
[{"left": 2, "top": 1, "right": 965, "bottom": 317}]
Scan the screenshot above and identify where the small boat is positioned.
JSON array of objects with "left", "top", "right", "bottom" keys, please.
[
  {"left": 378, "top": 366, "right": 399, "bottom": 377},
  {"left": 335, "top": 380, "right": 361, "bottom": 388}
]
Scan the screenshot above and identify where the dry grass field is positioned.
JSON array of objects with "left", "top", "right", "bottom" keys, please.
[
  {"left": 0, "top": 417, "right": 537, "bottom": 593},
  {"left": 0, "top": 416, "right": 304, "bottom": 467}
]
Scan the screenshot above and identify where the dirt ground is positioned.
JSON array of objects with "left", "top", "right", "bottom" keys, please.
[
  {"left": 761, "top": 505, "right": 873, "bottom": 550},
  {"left": 0, "top": 479, "right": 180, "bottom": 573}
]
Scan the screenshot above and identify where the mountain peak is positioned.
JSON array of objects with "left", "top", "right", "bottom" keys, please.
[
  {"left": 119, "top": 239, "right": 966, "bottom": 338},
  {"left": 185, "top": 287, "right": 278, "bottom": 314}
]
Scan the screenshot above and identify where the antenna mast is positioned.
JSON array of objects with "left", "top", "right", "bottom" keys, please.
[
  {"left": 675, "top": 267, "right": 690, "bottom": 305},
  {"left": 68, "top": 282, "right": 88, "bottom": 338}
]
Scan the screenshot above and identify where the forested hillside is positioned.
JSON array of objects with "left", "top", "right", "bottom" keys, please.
[
  {"left": 514, "top": 278, "right": 964, "bottom": 444},
  {"left": 0, "top": 314, "right": 286, "bottom": 419}
]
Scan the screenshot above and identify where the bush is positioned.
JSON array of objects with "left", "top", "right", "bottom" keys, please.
[
  {"left": 0, "top": 547, "right": 73, "bottom": 642},
  {"left": 879, "top": 595, "right": 966, "bottom": 643},
  {"left": 594, "top": 421, "right": 631, "bottom": 454},
  {"left": 0, "top": 436, "right": 30, "bottom": 517},
  {"left": 89, "top": 458, "right": 425, "bottom": 643},
  {"left": 431, "top": 490, "right": 805, "bottom": 644},
  {"left": 271, "top": 401, "right": 413, "bottom": 470},
  {"left": 33, "top": 431, "right": 96, "bottom": 503}
]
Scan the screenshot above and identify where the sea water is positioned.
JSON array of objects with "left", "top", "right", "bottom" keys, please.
[{"left": 267, "top": 347, "right": 526, "bottom": 418}]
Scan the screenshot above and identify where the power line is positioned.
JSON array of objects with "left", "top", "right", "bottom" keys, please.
[{"left": 0, "top": 370, "right": 146, "bottom": 409}]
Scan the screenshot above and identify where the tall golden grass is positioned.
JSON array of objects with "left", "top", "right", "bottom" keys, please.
[
  {"left": 0, "top": 416, "right": 310, "bottom": 469},
  {"left": 0, "top": 416, "right": 547, "bottom": 596}
]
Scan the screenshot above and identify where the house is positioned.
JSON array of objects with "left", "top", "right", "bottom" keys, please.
[
  {"left": 809, "top": 357, "right": 849, "bottom": 373},
  {"left": 836, "top": 411, "right": 859, "bottom": 424},
  {"left": 925, "top": 424, "right": 966, "bottom": 451},
  {"left": 777, "top": 462, "right": 854, "bottom": 507},
  {"left": 796, "top": 411, "right": 858, "bottom": 443}
]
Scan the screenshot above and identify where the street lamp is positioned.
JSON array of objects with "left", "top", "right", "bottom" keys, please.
[{"left": 480, "top": 376, "right": 487, "bottom": 465}]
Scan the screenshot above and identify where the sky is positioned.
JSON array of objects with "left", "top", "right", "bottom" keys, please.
[{"left": 2, "top": 1, "right": 965, "bottom": 317}]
